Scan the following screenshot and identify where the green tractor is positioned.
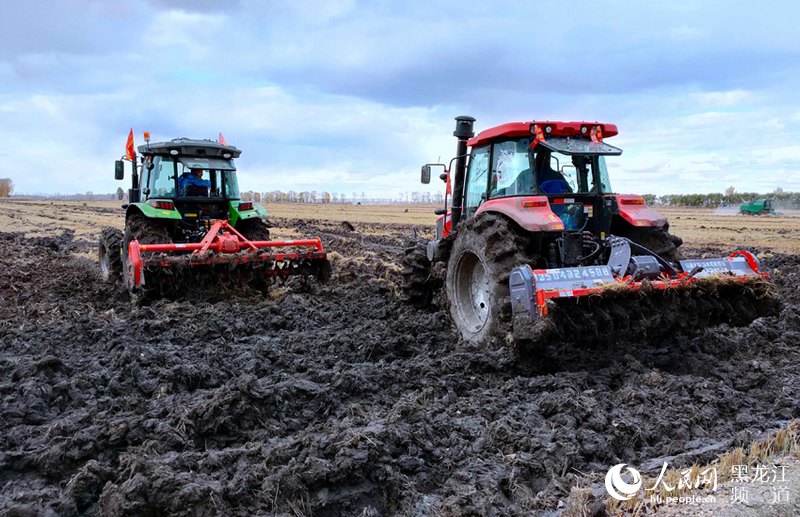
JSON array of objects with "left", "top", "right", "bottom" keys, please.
[
  {"left": 99, "top": 137, "right": 329, "bottom": 296},
  {"left": 739, "top": 198, "right": 776, "bottom": 215}
]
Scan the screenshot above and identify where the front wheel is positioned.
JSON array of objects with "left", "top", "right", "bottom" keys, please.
[{"left": 445, "top": 213, "right": 531, "bottom": 346}]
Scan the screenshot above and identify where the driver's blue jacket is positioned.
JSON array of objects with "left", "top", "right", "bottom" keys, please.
[{"left": 178, "top": 173, "right": 211, "bottom": 195}]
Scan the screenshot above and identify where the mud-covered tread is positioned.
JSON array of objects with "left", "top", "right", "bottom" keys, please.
[
  {"left": 624, "top": 226, "right": 684, "bottom": 262},
  {"left": 236, "top": 218, "right": 271, "bottom": 241},
  {"left": 401, "top": 238, "right": 437, "bottom": 308},
  {"left": 98, "top": 227, "right": 123, "bottom": 282}
]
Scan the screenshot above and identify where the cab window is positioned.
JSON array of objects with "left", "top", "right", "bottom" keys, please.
[
  {"left": 490, "top": 138, "right": 534, "bottom": 198},
  {"left": 596, "top": 156, "right": 613, "bottom": 193},
  {"left": 150, "top": 157, "right": 177, "bottom": 197},
  {"left": 464, "top": 145, "right": 490, "bottom": 218},
  {"left": 538, "top": 153, "right": 613, "bottom": 194}
]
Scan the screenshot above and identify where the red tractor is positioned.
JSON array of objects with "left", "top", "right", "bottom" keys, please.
[{"left": 403, "top": 116, "right": 776, "bottom": 346}]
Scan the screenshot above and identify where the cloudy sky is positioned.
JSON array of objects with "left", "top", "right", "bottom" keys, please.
[{"left": 1, "top": 0, "right": 799, "bottom": 197}]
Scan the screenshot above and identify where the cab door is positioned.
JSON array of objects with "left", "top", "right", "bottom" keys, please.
[{"left": 463, "top": 145, "right": 490, "bottom": 219}]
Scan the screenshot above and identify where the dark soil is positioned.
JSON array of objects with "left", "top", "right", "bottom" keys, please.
[{"left": 1, "top": 220, "right": 799, "bottom": 516}]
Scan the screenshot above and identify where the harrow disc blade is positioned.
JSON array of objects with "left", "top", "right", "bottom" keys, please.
[
  {"left": 513, "top": 276, "right": 779, "bottom": 347},
  {"left": 130, "top": 253, "right": 331, "bottom": 300}
]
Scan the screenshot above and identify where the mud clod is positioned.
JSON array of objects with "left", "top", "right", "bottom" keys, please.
[{"left": 1, "top": 224, "right": 799, "bottom": 516}]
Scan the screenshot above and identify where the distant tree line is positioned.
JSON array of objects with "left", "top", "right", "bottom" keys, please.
[
  {"left": 644, "top": 187, "right": 799, "bottom": 208},
  {"left": 239, "top": 191, "right": 446, "bottom": 205},
  {"left": 11, "top": 184, "right": 797, "bottom": 208}
]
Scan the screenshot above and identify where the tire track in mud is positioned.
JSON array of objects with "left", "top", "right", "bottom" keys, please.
[{"left": 0, "top": 227, "right": 798, "bottom": 515}]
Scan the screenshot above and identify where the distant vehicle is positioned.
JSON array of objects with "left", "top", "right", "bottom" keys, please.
[{"left": 739, "top": 198, "right": 776, "bottom": 215}]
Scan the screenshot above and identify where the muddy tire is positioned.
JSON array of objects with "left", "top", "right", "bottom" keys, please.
[
  {"left": 98, "top": 228, "right": 123, "bottom": 282},
  {"left": 121, "top": 214, "right": 173, "bottom": 295},
  {"left": 401, "top": 238, "right": 436, "bottom": 308},
  {"left": 445, "top": 213, "right": 531, "bottom": 346},
  {"left": 236, "top": 218, "right": 271, "bottom": 241},
  {"left": 627, "top": 225, "right": 684, "bottom": 262}
]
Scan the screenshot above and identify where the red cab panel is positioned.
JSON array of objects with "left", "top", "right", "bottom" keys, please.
[
  {"left": 613, "top": 195, "right": 666, "bottom": 227},
  {"left": 437, "top": 213, "right": 453, "bottom": 238},
  {"left": 475, "top": 196, "right": 565, "bottom": 232}
]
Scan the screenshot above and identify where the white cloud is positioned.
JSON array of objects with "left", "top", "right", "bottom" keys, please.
[{"left": 1, "top": 0, "right": 800, "bottom": 198}]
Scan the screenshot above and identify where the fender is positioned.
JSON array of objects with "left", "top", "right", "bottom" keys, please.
[
  {"left": 612, "top": 195, "right": 666, "bottom": 227},
  {"left": 228, "top": 200, "right": 266, "bottom": 226},
  {"left": 125, "top": 201, "right": 182, "bottom": 221},
  {"left": 475, "top": 196, "right": 565, "bottom": 232}
]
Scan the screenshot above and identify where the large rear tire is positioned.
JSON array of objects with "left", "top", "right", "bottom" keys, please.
[
  {"left": 121, "top": 214, "right": 173, "bottom": 295},
  {"left": 236, "top": 218, "right": 271, "bottom": 241},
  {"left": 401, "top": 238, "right": 436, "bottom": 308},
  {"left": 445, "top": 213, "right": 531, "bottom": 347},
  {"left": 626, "top": 225, "right": 684, "bottom": 262},
  {"left": 98, "top": 228, "right": 123, "bottom": 282}
]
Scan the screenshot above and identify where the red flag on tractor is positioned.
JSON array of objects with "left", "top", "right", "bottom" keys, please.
[
  {"left": 219, "top": 132, "right": 227, "bottom": 145},
  {"left": 125, "top": 129, "right": 136, "bottom": 161}
]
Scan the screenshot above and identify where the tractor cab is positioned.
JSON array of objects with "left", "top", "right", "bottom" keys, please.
[
  {"left": 422, "top": 120, "right": 651, "bottom": 247},
  {"left": 462, "top": 129, "right": 622, "bottom": 236},
  {"left": 142, "top": 151, "right": 241, "bottom": 223},
  {"left": 114, "top": 138, "right": 262, "bottom": 244}
]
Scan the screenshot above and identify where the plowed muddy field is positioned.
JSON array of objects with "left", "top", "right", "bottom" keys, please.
[{"left": 1, "top": 200, "right": 799, "bottom": 516}]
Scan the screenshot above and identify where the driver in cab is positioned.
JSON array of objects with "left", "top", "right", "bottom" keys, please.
[{"left": 178, "top": 168, "right": 211, "bottom": 196}]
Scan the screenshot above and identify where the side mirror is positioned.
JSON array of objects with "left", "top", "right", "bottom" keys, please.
[
  {"left": 420, "top": 165, "right": 431, "bottom": 184},
  {"left": 115, "top": 160, "right": 124, "bottom": 180}
]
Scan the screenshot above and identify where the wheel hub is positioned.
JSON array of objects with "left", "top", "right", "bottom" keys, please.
[{"left": 453, "top": 251, "right": 491, "bottom": 333}]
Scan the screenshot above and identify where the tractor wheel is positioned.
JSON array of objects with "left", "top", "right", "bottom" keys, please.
[
  {"left": 121, "top": 214, "right": 173, "bottom": 294},
  {"left": 98, "top": 228, "right": 123, "bottom": 282},
  {"left": 401, "top": 237, "right": 436, "bottom": 308},
  {"left": 445, "top": 213, "right": 531, "bottom": 347},
  {"left": 627, "top": 225, "right": 684, "bottom": 262},
  {"left": 236, "top": 218, "right": 271, "bottom": 241}
]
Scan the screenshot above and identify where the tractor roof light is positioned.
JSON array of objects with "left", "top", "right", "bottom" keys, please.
[
  {"left": 545, "top": 125, "right": 552, "bottom": 134},
  {"left": 143, "top": 131, "right": 151, "bottom": 142},
  {"left": 170, "top": 149, "right": 179, "bottom": 155},
  {"left": 581, "top": 126, "right": 588, "bottom": 134}
]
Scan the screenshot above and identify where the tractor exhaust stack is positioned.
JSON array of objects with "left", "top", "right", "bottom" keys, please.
[{"left": 449, "top": 115, "right": 475, "bottom": 229}]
